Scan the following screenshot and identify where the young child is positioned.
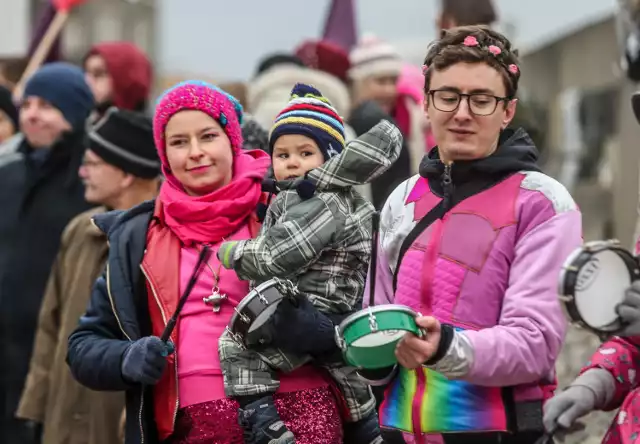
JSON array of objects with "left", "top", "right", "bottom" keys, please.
[{"left": 218, "top": 83, "right": 402, "bottom": 444}]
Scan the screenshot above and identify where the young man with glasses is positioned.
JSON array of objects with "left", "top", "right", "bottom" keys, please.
[{"left": 359, "top": 26, "right": 581, "bottom": 444}]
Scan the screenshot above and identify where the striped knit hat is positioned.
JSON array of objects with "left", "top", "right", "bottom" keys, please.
[
  {"left": 269, "top": 83, "right": 345, "bottom": 161},
  {"left": 348, "top": 34, "right": 403, "bottom": 81}
]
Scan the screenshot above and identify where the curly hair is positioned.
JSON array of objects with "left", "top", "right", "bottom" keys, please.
[{"left": 423, "top": 25, "right": 521, "bottom": 99}]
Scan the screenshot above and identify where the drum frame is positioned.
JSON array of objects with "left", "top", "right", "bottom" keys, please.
[
  {"left": 227, "top": 277, "right": 299, "bottom": 348},
  {"left": 335, "top": 304, "right": 419, "bottom": 350},
  {"left": 335, "top": 304, "right": 422, "bottom": 369},
  {"left": 558, "top": 239, "right": 640, "bottom": 338}
]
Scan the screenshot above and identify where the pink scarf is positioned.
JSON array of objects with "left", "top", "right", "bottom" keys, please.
[{"left": 158, "top": 149, "right": 270, "bottom": 245}]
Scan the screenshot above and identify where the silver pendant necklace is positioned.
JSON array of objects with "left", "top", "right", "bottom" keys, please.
[{"left": 196, "top": 246, "right": 227, "bottom": 312}]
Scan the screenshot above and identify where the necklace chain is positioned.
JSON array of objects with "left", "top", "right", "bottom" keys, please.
[{"left": 195, "top": 244, "right": 226, "bottom": 312}]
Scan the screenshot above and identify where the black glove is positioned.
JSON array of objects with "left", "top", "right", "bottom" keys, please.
[
  {"left": 121, "top": 336, "right": 172, "bottom": 385},
  {"left": 19, "top": 420, "right": 42, "bottom": 444},
  {"left": 263, "top": 295, "right": 337, "bottom": 355}
]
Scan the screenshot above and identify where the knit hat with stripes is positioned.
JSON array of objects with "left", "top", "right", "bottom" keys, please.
[
  {"left": 269, "top": 83, "right": 345, "bottom": 161},
  {"left": 348, "top": 34, "right": 402, "bottom": 81},
  {"left": 88, "top": 107, "right": 160, "bottom": 178}
]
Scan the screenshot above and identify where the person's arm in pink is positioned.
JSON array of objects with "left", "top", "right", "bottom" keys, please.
[
  {"left": 428, "top": 188, "right": 582, "bottom": 386},
  {"left": 579, "top": 336, "right": 640, "bottom": 410}
]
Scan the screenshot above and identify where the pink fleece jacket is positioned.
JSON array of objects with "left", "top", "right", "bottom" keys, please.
[{"left": 177, "top": 225, "right": 329, "bottom": 408}]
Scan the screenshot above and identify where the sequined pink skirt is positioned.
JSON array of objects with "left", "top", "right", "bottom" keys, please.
[{"left": 168, "top": 386, "right": 343, "bottom": 444}]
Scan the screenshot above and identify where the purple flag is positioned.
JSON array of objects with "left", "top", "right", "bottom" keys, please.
[
  {"left": 322, "top": 0, "right": 358, "bottom": 51},
  {"left": 27, "top": 0, "right": 62, "bottom": 63}
]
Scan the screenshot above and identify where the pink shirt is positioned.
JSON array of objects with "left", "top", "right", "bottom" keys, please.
[{"left": 177, "top": 225, "right": 329, "bottom": 408}]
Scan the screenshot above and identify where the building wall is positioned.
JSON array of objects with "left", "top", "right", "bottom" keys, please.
[
  {"left": 520, "top": 16, "right": 640, "bottom": 248},
  {"left": 0, "top": 0, "right": 30, "bottom": 57},
  {"left": 62, "top": 0, "right": 156, "bottom": 65}
]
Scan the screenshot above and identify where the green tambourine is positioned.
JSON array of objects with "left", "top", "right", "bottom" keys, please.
[{"left": 335, "top": 305, "right": 421, "bottom": 369}]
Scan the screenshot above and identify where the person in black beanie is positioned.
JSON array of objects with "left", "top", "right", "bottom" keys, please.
[
  {"left": 16, "top": 107, "right": 160, "bottom": 444},
  {"left": 0, "top": 62, "right": 95, "bottom": 444},
  {"left": 0, "top": 84, "right": 18, "bottom": 144},
  {"left": 82, "top": 107, "right": 161, "bottom": 208}
]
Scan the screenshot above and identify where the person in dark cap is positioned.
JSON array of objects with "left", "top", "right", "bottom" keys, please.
[
  {"left": 15, "top": 107, "right": 160, "bottom": 444},
  {"left": 0, "top": 85, "right": 18, "bottom": 144},
  {"left": 0, "top": 62, "right": 95, "bottom": 444}
]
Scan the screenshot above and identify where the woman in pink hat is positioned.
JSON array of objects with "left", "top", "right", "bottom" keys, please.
[{"left": 67, "top": 81, "right": 345, "bottom": 444}]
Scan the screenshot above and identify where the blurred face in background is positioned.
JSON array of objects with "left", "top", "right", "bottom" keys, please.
[
  {"left": 85, "top": 54, "right": 113, "bottom": 106},
  {"left": 79, "top": 149, "right": 133, "bottom": 207},
  {"left": 353, "top": 74, "right": 399, "bottom": 113},
  {"left": 0, "top": 109, "right": 16, "bottom": 143},
  {"left": 20, "top": 96, "right": 71, "bottom": 149},
  {"left": 164, "top": 110, "right": 234, "bottom": 196}
]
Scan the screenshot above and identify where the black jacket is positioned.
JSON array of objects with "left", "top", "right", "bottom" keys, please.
[
  {"left": 67, "top": 201, "right": 158, "bottom": 444},
  {"left": 0, "top": 130, "right": 92, "bottom": 443}
]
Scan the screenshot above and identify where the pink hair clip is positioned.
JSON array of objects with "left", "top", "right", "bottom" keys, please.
[
  {"left": 488, "top": 45, "right": 501, "bottom": 56},
  {"left": 463, "top": 36, "right": 479, "bottom": 47},
  {"left": 508, "top": 64, "right": 519, "bottom": 74},
  {"left": 422, "top": 64, "right": 429, "bottom": 75}
]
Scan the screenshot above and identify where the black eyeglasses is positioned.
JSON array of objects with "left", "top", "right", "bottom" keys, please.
[{"left": 428, "top": 90, "right": 511, "bottom": 116}]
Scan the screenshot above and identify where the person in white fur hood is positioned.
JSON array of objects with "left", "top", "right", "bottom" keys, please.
[{"left": 247, "top": 52, "right": 356, "bottom": 140}]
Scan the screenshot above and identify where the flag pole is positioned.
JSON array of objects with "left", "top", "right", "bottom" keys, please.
[{"left": 13, "top": 10, "right": 70, "bottom": 102}]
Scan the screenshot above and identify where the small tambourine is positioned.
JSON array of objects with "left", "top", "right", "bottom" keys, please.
[
  {"left": 558, "top": 240, "right": 640, "bottom": 337},
  {"left": 226, "top": 278, "right": 299, "bottom": 348}
]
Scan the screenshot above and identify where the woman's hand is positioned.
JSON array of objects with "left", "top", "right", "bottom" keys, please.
[
  {"left": 120, "top": 336, "right": 172, "bottom": 385},
  {"left": 395, "top": 316, "right": 442, "bottom": 369}
]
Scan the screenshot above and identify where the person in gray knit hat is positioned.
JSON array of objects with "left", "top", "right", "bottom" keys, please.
[{"left": 16, "top": 107, "right": 160, "bottom": 444}]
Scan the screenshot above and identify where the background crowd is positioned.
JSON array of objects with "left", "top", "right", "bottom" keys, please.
[{"left": 1, "top": 0, "right": 640, "bottom": 443}]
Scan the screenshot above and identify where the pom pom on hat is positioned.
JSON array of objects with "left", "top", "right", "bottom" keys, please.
[
  {"left": 295, "top": 178, "right": 317, "bottom": 200},
  {"left": 269, "top": 82, "right": 346, "bottom": 161}
]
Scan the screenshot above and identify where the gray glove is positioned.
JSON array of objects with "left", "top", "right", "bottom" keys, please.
[
  {"left": 543, "top": 369, "right": 614, "bottom": 440},
  {"left": 121, "top": 336, "right": 172, "bottom": 385},
  {"left": 616, "top": 280, "right": 640, "bottom": 336}
]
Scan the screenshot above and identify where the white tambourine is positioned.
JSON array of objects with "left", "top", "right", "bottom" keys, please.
[{"left": 558, "top": 240, "right": 640, "bottom": 336}]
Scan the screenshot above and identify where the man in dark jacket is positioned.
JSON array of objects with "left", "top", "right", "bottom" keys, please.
[{"left": 0, "top": 62, "right": 94, "bottom": 444}]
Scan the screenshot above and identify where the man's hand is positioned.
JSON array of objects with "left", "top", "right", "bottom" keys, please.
[{"left": 395, "top": 316, "right": 442, "bottom": 369}]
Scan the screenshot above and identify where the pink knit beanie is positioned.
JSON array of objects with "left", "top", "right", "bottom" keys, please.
[{"left": 153, "top": 80, "right": 244, "bottom": 173}]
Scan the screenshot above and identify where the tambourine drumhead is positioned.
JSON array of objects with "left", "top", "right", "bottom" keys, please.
[
  {"left": 351, "top": 330, "right": 407, "bottom": 347},
  {"left": 233, "top": 279, "right": 280, "bottom": 315},
  {"left": 228, "top": 278, "right": 292, "bottom": 344},
  {"left": 250, "top": 300, "right": 282, "bottom": 332},
  {"left": 574, "top": 249, "right": 629, "bottom": 330},
  {"left": 337, "top": 305, "right": 420, "bottom": 369},
  {"left": 559, "top": 241, "right": 640, "bottom": 335}
]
